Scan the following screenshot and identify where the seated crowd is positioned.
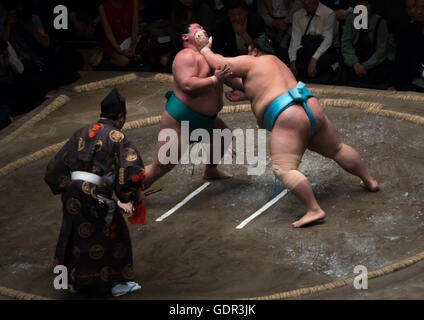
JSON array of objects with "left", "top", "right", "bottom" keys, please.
[{"left": 1, "top": 0, "right": 423, "bottom": 130}]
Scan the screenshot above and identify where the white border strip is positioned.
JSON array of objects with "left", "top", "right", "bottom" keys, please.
[
  {"left": 236, "top": 190, "right": 289, "bottom": 229},
  {"left": 156, "top": 182, "right": 211, "bottom": 222}
]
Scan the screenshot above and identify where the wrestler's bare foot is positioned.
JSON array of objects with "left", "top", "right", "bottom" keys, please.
[
  {"left": 292, "top": 209, "right": 326, "bottom": 228},
  {"left": 360, "top": 179, "right": 380, "bottom": 192},
  {"left": 203, "top": 167, "right": 233, "bottom": 180}
]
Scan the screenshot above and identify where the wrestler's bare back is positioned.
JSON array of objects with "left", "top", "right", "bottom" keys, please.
[
  {"left": 172, "top": 48, "right": 224, "bottom": 117},
  {"left": 241, "top": 55, "right": 323, "bottom": 129}
]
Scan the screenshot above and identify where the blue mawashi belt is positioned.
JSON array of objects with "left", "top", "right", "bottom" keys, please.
[
  {"left": 165, "top": 91, "right": 216, "bottom": 132},
  {"left": 263, "top": 82, "right": 316, "bottom": 135}
]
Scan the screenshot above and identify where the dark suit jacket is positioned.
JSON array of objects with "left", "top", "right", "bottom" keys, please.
[
  {"left": 390, "top": 22, "right": 424, "bottom": 90},
  {"left": 212, "top": 12, "right": 265, "bottom": 57}
]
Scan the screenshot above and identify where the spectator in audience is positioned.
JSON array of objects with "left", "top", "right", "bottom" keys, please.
[
  {"left": 212, "top": 0, "right": 266, "bottom": 56},
  {"left": 140, "top": 0, "right": 174, "bottom": 71},
  {"left": 407, "top": 0, "right": 420, "bottom": 20},
  {"left": 258, "top": 0, "right": 302, "bottom": 63},
  {"left": 99, "top": 0, "right": 142, "bottom": 67},
  {"left": 388, "top": 0, "right": 424, "bottom": 92},
  {"left": 134, "top": 12, "right": 173, "bottom": 71},
  {"left": 375, "top": 0, "right": 410, "bottom": 41},
  {"left": 69, "top": 0, "right": 104, "bottom": 41},
  {"left": 341, "top": 0, "right": 395, "bottom": 85},
  {"left": 171, "top": 0, "right": 216, "bottom": 46},
  {"left": 321, "top": 0, "right": 355, "bottom": 48},
  {"left": 322, "top": 0, "right": 355, "bottom": 22},
  {"left": 0, "top": 39, "right": 20, "bottom": 127},
  {"left": 289, "top": 0, "right": 338, "bottom": 78},
  {"left": 205, "top": 0, "right": 227, "bottom": 22},
  {"left": 27, "top": 0, "right": 61, "bottom": 40},
  {"left": 0, "top": 1, "right": 50, "bottom": 63},
  {"left": 0, "top": 0, "right": 80, "bottom": 93},
  {"left": 22, "top": 0, "right": 85, "bottom": 71},
  {"left": 0, "top": 39, "right": 47, "bottom": 117}
]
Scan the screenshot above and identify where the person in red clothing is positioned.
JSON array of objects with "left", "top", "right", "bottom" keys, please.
[{"left": 99, "top": 0, "right": 145, "bottom": 66}]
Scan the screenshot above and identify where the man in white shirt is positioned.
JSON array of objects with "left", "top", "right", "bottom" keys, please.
[{"left": 289, "top": 0, "right": 337, "bottom": 78}]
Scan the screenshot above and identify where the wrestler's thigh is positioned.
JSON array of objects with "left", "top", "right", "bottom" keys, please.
[
  {"left": 270, "top": 126, "right": 307, "bottom": 157},
  {"left": 211, "top": 117, "right": 231, "bottom": 143},
  {"left": 307, "top": 115, "right": 342, "bottom": 158},
  {"left": 159, "top": 110, "right": 181, "bottom": 130},
  {"left": 153, "top": 111, "right": 183, "bottom": 162}
]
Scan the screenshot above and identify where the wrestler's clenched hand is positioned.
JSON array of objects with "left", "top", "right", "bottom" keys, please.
[
  {"left": 214, "top": 64, "right": 233, "bottom": 82},
  {"left": 226, "top": 90, "right": 244, "bottom": 102}
]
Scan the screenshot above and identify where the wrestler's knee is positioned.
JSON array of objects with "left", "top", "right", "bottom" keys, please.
[
  {"left": 272, "top": 154, "right": 307, "bottom": 190},
  {"left": 273, "top": 169, "right": 308, "bottom": 191}
]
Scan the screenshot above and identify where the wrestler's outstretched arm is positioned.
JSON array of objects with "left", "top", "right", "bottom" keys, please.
[
  {"left": 174, "top": 49, "right": 229, "bottom": 94},
  {"left": 199, "top": 46, "right": 255, "bottom": 79}
]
